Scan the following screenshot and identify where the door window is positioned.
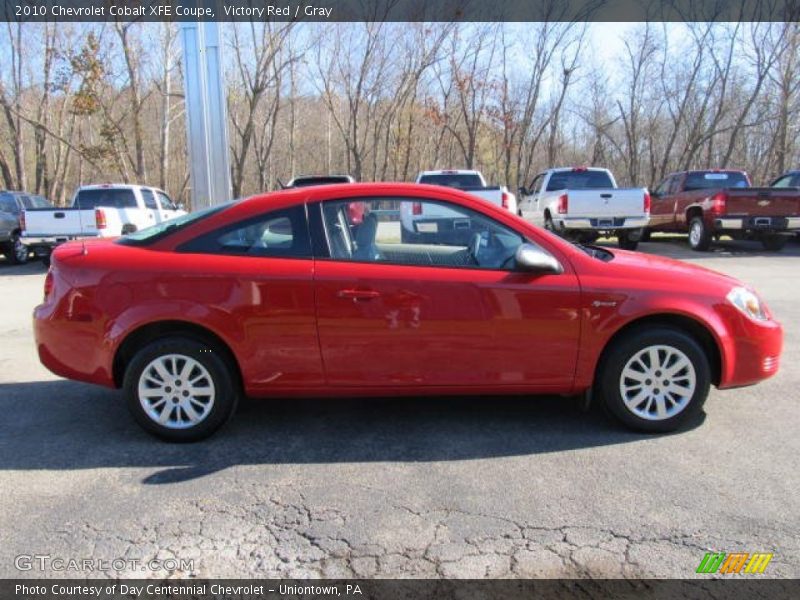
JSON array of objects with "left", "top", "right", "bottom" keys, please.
[
  {"left": 141, "top": 189, "right": 159, "bottom": 210},
  {"left": 156, "top": 191, "right": 178, "bottom": 210},
  {"left": 653, "top": 178, "right": 671, "bottom": 196},
  {"left": 771, "top": 175, "right": 793, "bottom": 188},
  {"left": 0, "top": 195, "right": 17, "bottom": 214},
  {"left": 178, "top": 205, "right": 311, "bottom": 258},
  {"left": 321, "top": 197, "right": 526, "bottom": 270}
]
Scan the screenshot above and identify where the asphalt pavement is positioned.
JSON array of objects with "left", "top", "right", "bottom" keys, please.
[{"left": 0, "top": 235, "right": 798, "bottom": 579}]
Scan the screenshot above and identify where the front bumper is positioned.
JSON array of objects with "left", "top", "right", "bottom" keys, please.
[
  {"left": 558, "top": 216, "right": 648, "bottom": 230},
  {"left": 718, "top": 308, "right": 783, "bottom": 389}
]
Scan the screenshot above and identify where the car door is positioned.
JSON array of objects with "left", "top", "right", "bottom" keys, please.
[
  {"left": 312, "top": 196, "right": 582, "bottom": 389},
  {"left": 649, "top": 175, "right": 677, "bottom": 229},
  {"left": 140, "top": 188, "right": 161, "bottom": 225},
  {"left": 175, "top": 204, "right": 324, "bottom": 391},
  {"left": 520, "top": 173, "right": 544, "bottom": 224}
]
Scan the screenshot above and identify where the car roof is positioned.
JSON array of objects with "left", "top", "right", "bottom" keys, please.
[{"left": 77, "top": 184, "right": 167, "bottom": 193}]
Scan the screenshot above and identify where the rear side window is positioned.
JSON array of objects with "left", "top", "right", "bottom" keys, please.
[
  {"left": 289, "top": 176, "right": 352, "bottom": 187},
  {"left": 546, "top": 170, "right": 614, "bottom": 191},
  {"left": 684, "top": 172, "right": 749, "bottom": 191},
  {"left": 74, "top": 189, "right": 137, "bottom": 209},
  {"left": 418, "top": 174, "right": 484, "bottom": 189},
  {"left": 178, "top": 205, "right": 311, "bottom": 258},
  {"left": 29, "top": 196, "right": 51, "bottom": 208}
]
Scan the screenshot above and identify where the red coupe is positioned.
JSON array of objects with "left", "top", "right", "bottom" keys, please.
[{"left": 34, "top": 183, "right": 782, "bottom": 441}]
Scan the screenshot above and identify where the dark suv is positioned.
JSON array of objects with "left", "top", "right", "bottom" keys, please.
[{"left": 0, "top": 191, "right": 51, "bottom": 264}]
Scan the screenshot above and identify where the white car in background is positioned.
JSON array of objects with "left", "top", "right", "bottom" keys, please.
[
  {"left": 404, "top": 169, "right": 517, "bottom": 243},
  {"left": 518, "top": 167, "right": 650, "bottom": 250},
  {"left": 22, "top": 184, "right": 185, "bottom": 265}
]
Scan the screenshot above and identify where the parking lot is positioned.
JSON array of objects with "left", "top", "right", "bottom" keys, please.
[{"left": 0, "top": 236, "right": 798, "bottom": 579}]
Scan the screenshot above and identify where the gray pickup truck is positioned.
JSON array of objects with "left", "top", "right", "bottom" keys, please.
[{"left": 0, "top": 191, "right": 51, "bottom": 264}]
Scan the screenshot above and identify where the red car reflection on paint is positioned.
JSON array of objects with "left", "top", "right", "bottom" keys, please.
[{"left": 34, "top": 183, "right": 782, "bottom": 441}]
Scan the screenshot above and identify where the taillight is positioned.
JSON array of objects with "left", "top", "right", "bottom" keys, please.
[
  {"left": 710, "top": 192, "right": 726, "bottom": 214},
  {"left": 20, "top": 210, "right": 26, "bottom": 232},
  {"left": 644, "top": 191, "right": 651, "bottom": 214},
  {"left": 412, "top": 202, "right": 422, "bottom": 216},
  {"left": 95, "top": 208, "right": 107, "bottom": 229},
  {"left": 43, "top": 271, "right": 54, "bottom": 299},
  {"left": 557, "top": 193, "right": 568, "bottom": 214},
  {"left": 501, "top": 191, "right": 510, "bottom": 210}
]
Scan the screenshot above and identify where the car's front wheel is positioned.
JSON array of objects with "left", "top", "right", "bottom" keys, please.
[
  {"left": 598, "top": 328, "right": 710, "bottom": 432},
  {"left": 123, "top": 337, "right": 239, "bottom": 442}
]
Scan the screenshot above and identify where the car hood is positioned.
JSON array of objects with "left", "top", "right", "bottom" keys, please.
[{"left": 599, "top": 248, "right": 742, "bottom": 292}]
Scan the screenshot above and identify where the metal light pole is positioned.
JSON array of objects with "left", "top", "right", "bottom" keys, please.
[{"left": 179, "top": 2, "right": 232, "bottom": 210}]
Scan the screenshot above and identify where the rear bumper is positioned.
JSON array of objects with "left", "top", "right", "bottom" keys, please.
[
  {"left": 22, "top": 234, "right": 99, "bottom": 253},
  {"left": 558, "top": 216, "right": 648, "bottom": 230},
  {"left": 33, "top": 302, "right": 115, "bottom": 388},
  {"left": 713, "top": 216, "right": 800, "bottom": 232}
]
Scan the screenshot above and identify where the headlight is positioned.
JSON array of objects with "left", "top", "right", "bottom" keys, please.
[{"left": 726, "top": 286, "right": 768, "bottom": 322}]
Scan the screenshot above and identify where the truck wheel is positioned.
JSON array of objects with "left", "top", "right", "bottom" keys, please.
[
  {"left": 761, "top": 235, "right": 788, "bottom": 252},
  {"left": 640, "top": 229, "right": 652, "bottom": 242},
  {"left": 544, "top": 215, "right": 556, "bottom": 233},
  {"left": 41, "top": 253, "right": 51, "bottom": 268},
  {"left": 6, "top": 233, "right": 29, "bottom": 265},
  {"left": 597, "top": 327, "right": 710, "bottom": 433},
  {"left": 124, "top": 337, "right": 239, "bottom": 442},
  {"left": 617, "top": 231, "right": 639, "bottom": 251},
  {"left": 688, "top": 217, "right": 711, "bottom": 251}
]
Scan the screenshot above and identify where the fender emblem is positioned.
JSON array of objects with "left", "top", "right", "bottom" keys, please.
[{"left": 592, "top": 300, "right": 618, "bottom": 307}]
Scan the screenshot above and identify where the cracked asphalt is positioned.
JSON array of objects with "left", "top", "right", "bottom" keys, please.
[{"left": 0, "top": 236, "right": 798, "bottom": 579}]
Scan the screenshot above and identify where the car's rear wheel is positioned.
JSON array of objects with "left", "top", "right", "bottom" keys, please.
[
  {"left": 123, "top": 337, "right": 239, "bottom": 442},
  {"left": 688, "top": 216, "right": 711, "bottom": 251},
  {"left": 598, "top": 328, "right": 710, "bottom": 432},
  {"left": 761, "top": 234, "right": 788, "bottom": 252},
  {"left": 617, "top": 230, "right": 640, "bottom": 251},
  {"left": 6, "top": 234, "right": 29, "bottom": 265}
]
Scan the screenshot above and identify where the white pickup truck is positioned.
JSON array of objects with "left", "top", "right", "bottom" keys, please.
[
  {"left": 403, "top": 170, "right": 517, "bottom": 243},
  {"left": 22, "top": 184, "right": 185, "bottom": 264},
  {"left": 518, "top": 167, "right": 650, "bottom": 250}
]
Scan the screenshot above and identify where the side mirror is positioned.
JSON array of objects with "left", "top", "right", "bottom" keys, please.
[
  {"left": 518, "top": 186, "right": 529, "bottom": 197},
  {"left": 515, "top": 243, "right": 563, "bottom": 274}
]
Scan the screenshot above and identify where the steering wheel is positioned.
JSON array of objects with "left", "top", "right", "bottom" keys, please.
[{"left": 469, "top": 232, "right": 483, "bottom": 266}]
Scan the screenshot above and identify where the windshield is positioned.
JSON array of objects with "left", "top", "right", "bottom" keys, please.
[
  {"left": 546, "top": 170, "right": 614, "bottom": 191},
  {"left": 418, "top": 173, "right": 484, "bottom": 189},
  {"left": 684, "top": 172, "right": 749, "bottom": 191},
  {"left": 116, "top": 202, "right": 234, "bottom": 246}
]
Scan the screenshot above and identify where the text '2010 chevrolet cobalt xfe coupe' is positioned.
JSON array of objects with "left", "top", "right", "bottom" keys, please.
[{"left": 34, "top": 183, "right": 782, "bottom": 441}]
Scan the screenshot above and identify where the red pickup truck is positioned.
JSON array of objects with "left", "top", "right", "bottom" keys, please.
[{"left": 647, "top": 169, "right": 800, "bottom": 251}]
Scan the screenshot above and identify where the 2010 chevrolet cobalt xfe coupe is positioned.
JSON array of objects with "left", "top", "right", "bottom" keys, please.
[{"left": 34, "top": 183, "right": 782, "bottom": 441}]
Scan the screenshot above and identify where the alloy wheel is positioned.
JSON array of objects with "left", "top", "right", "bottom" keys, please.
[
  {"left": 137, "top": 354, "right": 216, "bottom": 429},
  {"left": 618, "top": 344, "right": 697, "bottom": 421}
]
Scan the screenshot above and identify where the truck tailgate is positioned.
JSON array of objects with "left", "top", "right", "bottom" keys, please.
[
  {"left": 725, "top": 188, "right": 800, "bottom": 216},
  {"left": 23, "top": 208, "right": 98, "bottom": 236},
  {"left": 566, "top": 188, "right": 645, "bottom": 217}
]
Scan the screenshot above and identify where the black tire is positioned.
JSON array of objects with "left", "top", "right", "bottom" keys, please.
[
  {"left": 40, "top": 254, "right": 51, "bottom": 268},
  {"left": 640, "top": 228, "right": 652, "bottom": 242},
  {"left": 597, "top": 327, "right": 710, "bottom": 433},
  {"left": 544, "top": 214, "right": 556, "bottom": 233},
  {"left": 761, "top": 235, "right": 788, "bottom": 252},
  {"left": 688, "top": 216, "right": 712, "bottom": 251},
  {"left": 617, "top": 231, "right": 639, "bottom": 251},
  {"left": 123, "top": 336, "right": 239, "bottom": 442},
  {"left": 6, "top": 233, "right": 29, "bottom": 265}
]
